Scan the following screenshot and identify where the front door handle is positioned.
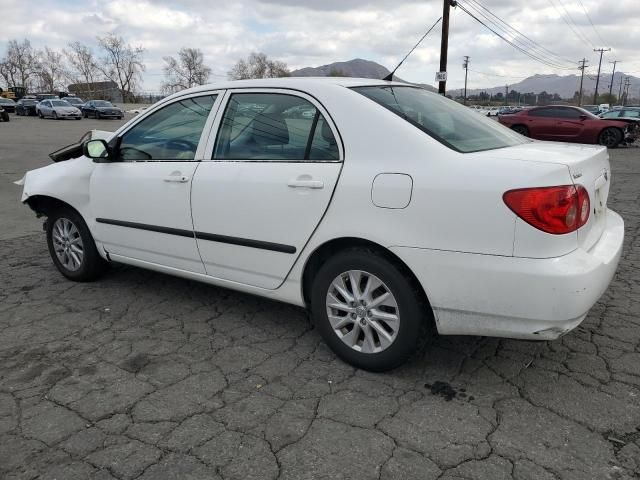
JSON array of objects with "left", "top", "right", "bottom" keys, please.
[
  {"left": 164, "top": 171, "right": 189, "bottom": 183},
  {"left": 288, "top": 179, "right": 324, "bottom": 189}
]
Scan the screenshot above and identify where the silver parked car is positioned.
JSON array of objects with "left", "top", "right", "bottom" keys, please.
[{"left": 37, "top": 99, "right": 82, "bottom": 120}]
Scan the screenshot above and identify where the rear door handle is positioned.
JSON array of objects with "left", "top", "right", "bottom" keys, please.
[
  {"left": 288, "top": 179, "right": 324, "bottom": 189},
  {"left": 164, "top": 173, "right": 189, "bottom": 183}
]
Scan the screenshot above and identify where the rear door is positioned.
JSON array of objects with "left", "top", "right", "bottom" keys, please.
[
  {"left": 526, "top": 107, "right": 557, "bottom": 139},
  {"left": 191, "top": 89, "right": 343, "bottom": 289}
]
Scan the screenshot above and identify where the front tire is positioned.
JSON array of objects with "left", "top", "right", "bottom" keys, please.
[
  {"left": 52, "top": 111, "right": 58, "bottom": 120},
  {"left": 46, "top": 207, "right": 108, "bottom": 282},
  {"left": 311, "top": 248, "right": 430, "bottom": 371},
  {"left": 598, "top": 127, "right": 623, "bottom": 148}
]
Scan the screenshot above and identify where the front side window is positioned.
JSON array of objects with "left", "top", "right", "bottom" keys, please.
[
  {"left": 213, "top": 93, "right": 339, "bottom": 161},
  {"left": 118, "top": 95, "right": 216, "bottom": 161},
  {"left": 555, "top": 108, "right": 581, "bottom": 119},
  {"left": 353, "top": 86, "right": 526, "bottom": 153}
]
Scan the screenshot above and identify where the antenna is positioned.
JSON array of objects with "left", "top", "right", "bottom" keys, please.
[{"left": 383, "top": 17, "right": 443, "bottom": 81}]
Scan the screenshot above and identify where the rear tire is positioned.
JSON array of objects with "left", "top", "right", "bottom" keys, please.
[
  {"left": 598, "top": 127, "right": 623, "bottom": 148},
  {"left": 45, "top": 207, "right": 108, "bottom": 282},
  {"left": 310, "top": 248, "right": 430, "bottom": 371},
  {"left": 511, "top": 125, "right": 529, "bottom": 136}
]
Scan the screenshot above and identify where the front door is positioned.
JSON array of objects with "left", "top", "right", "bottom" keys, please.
[
  {"left": 90, "top": 93, "right": 220, "bottom": 273},
  {"left": 191, "top": 90, "right": 342, "bottom": 289}
]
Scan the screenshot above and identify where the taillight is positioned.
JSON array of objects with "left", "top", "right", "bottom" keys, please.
[{"left": 503, "top": 185, "right": 590, "bottom": 235}]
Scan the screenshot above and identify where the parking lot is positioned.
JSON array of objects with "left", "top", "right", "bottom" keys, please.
[{"left": 1, "top": 113, "right": 639, "bottom": 479}]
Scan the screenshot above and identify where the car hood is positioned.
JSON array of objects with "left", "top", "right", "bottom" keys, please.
[
  {"left": 96, "top": 106, "right": 119, "bottom": 111},
  {"left": 57, "top": 107, "right": 80, "bottom": 113}
]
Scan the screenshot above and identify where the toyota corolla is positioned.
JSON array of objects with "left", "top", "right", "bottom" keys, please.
[{"left": 17, "top": 78, "right": 624, "bottom": 371}]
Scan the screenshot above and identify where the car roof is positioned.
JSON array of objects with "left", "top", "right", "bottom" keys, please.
[{"left": 164, "top": 77, "right": 408, "bottom": 101}]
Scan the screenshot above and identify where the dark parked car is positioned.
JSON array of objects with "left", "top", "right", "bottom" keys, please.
[
  {"left": 81, "top": 100, "right": 123, "bottom": 119},
  {"left": 0, "top": 106, "right": 9, "bottom": 122},
  {"left": 498, "top": 105, "right": 637, "bottom": 148},
  {"left": 16, "top": 98, "right": 39, "bottom": 116},
  {"left": 64, "top": 96, "right": 85, "bottom": 109},
  {"left": 0, "top": 97, "right": 16, "bottom": 113}
]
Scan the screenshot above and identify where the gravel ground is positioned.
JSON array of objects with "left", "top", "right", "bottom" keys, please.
[{"left": 0, "top": 115, "right": 639, "bottom": 479}]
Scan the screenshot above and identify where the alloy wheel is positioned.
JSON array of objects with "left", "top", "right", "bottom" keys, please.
[
  {"left": 599, "top": 128, "right": 620, "bottom": 147},
  {"left": 326, "top": 270, "right": 400, "bottom": 354},
  {"left": 52, "top": 218, "right": 84, "bottom": 271}
]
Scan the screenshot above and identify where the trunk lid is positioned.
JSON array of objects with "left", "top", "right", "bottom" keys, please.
[{"left": 493, "top": 141, "right": 610, "bottom": 251}]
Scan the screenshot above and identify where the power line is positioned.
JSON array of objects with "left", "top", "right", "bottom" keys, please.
[
  {"left": 464, "top": 0, "right": 574, "bottom": 65},
  {"left": 456, "top": 1, "right": 575, "bottom": 71},
  {"left": 576, "top": 0, "right": 606, "bottom": 46},
  {"left": 546, "top": 0, "right": 595, "bottom": 48},
  {"left": 467, "top": 69, "right": 529, "bottom": 80}
]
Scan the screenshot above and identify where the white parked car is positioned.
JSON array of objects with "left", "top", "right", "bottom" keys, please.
[
  {"left": 37, "top": 99, "right": 82, "bottom": 120},
  {"left": 17, "top": 78, "right": 624, "bottom": 371}
]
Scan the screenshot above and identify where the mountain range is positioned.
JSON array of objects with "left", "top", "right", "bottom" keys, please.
[{"left": 290, "top": 58, "right": 639, "bottom": 99}]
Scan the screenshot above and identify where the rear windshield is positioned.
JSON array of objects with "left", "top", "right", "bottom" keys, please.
[
  {"left": 51, "top": 100, "right": 70, "bottom": 106},
  {"left": 353, "top": 86, "right": 527, "bottom": 153}
]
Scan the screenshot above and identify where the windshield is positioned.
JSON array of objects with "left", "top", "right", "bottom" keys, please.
[
  {"left": 353, "top": 86, "right": 527, "bottom": 153},
  {"left": 51, "top": 100, "right": 71, "bottom": 107},
  {"left": 94, "top": 101, "right": 113, "bottom": 107},
  {"left": 0, "top": 98, "right": 15, "bottom": 104},
  {"left": 67, "top": 98, "right": 83, "bottom": 103}
]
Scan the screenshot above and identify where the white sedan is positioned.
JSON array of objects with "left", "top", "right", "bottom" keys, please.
[
  {"left": 37, "top": 99, "right": 82, "bottom": 120},
  {"left": 18, "top": 78, "right": 624, "bottom": 371}
]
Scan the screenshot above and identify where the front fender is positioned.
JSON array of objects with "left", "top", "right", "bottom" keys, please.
[{"left": 21, "top": 156, "right": 96, "bottom": 220}]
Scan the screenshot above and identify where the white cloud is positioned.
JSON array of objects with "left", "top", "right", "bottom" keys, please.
[{"left": 0, "top": 0, "right": 637, "bottom": 92}]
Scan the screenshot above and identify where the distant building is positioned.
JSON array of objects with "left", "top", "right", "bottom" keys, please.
[{"left": 68, "top": 81, "right": 123, "bottom": 102}]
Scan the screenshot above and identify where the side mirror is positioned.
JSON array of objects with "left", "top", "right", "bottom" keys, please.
[
  {"left": 83, "top": 139, "right": 111, "bottom": 163},
  {"left": 579, "top": 114, "right": 587, "bottom": 120}
]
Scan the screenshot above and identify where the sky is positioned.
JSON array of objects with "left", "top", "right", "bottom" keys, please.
[{"left": 1, "top": 0, "right": 639, "bottom": 93}]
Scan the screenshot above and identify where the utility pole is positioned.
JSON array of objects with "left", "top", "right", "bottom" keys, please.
[
  {"left": 578, "top": 58, "right": 588, "bottom": 106},
  {"left": 608, "top": 60, "right": 618, "bottom": 96},
  {"left": 622, "top": 77, "right": 631, "bottom": 106},
  {"left": 462, "top": 56, "right": 469, "bottom": 105},
  {"left": 592, "top": 47, "right": 611, "bottom": 104},
  {"left": 438, "top": 0, "right": 455, "bottom": 95},
  {"left": 505, "top": 85, "right": 509, "bottom": 106},
  {"left": 618, "top": 76, "right": 624, "bottom": 103}
]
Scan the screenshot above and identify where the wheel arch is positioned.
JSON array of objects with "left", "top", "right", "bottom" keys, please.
[
  {"left": 24, "top": 195, "right": 82, "bottom": 220},
  {"left": 300, "top": 236, "right": 434, "bottom": 316},
  {"left": 599, "top": 125, "right": 624, "bottom": 147}
]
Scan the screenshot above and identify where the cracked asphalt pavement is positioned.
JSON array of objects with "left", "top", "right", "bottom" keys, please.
[{"left": 1, "top": 116, "right": 639, "bottom": 479}]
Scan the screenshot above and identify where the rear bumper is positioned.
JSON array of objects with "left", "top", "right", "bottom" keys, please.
[{"left": 391, "top": 209, "right": 624, "bottom": 340}]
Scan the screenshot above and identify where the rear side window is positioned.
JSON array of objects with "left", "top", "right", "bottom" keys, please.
[
  {"left": 529, "top": 108, "right": 555, "bottom": 117},
  {"left": 622, "top": 110, "right": 640, "bottom": 118},
  {"left": 213, "top": 93, "right": 339, "bottom": 161},
  {"left": 554, "top": 108, "right": 582, "bottom": 119},
  {"left": 353, "top": 86, "right": 526, "bottom": 153}
]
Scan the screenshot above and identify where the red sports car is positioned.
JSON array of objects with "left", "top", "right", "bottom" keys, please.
[{"left": 498, "top": 105, "right": 637, "bottom": 148}]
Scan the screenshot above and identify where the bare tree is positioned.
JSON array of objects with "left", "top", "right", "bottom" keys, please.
[
  {"left": 228, "top": 52, "right": 289, "bottom": 80},
  {"left": 97, "top": 33, "right": 145, "bottom": 102},
  {"left": 37, "top": 47, "right": 65, "bottom": 92},
  {"left": 162, "top": 48, "right": 211, "bottom": 94},
  {"left": 63, "top": 41, "right": 102, "bottom": 97},
  {"left": 0, "top": 39, "right": 39, "bottom": 90}
]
